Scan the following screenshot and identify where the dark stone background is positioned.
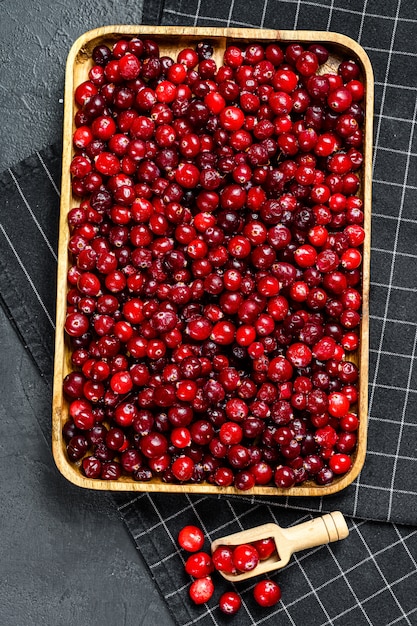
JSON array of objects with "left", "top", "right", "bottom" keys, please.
[{"left": 0, "top": 1, "right": 173, "bottom": 623}]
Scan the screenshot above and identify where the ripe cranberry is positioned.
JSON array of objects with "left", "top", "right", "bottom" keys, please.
[
  {"left": 212, "top": 545, "right": 236, "bottom": 573},
  {"left": 328, "top": 392, "right": 350, "bottom": 417},
  {"left": 82, "top": 456, "right": 102, "bottom": 478},
  {"left": 63, "top": 36, "right": 365, "bottom": 490},
  {"left": 67, "top": 435, "right": 89, "bottom": 461},
  {"left": 232, "top": 544, "right": 259, "bottom": 572},
  {"left": 253, "top": 579, "right": 282, "bottom": 607},
  {"left": 340, "top": 412, "right": 359, "bottom": 432},
  {"left": 171, "top": 455, "right": 194, "bottom": 481},
  {"left": 252, "top": 537, "right": 277, "bottom": 560},
  {"left": 274, "top": 465, "right": 296, "bottom": 488},
  {"left": 219, "top": 591, "right": 242, "bottom": 615},
  {"left": 100, "top": 461, "right": 122, "bottom": 480},
  {"left": 120, "top": 449, "right": 142, "bottom": 473},
  {"left": 268, "top": 357, "right": 293, "bottom": 382},
  {"left": 139, "top": 432, "right": 168, "bottom": 458},
  {"left": 329, "top": 452, "right": 352, "bottom": 474},
  {"left": 189, "top": 576, "right": 214, "bottom": 605},
  {"left": 185, "top": 551, "right": 214, "bottom": 578}
]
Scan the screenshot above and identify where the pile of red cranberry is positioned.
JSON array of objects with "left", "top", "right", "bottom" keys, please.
[
  {"left": 63, "top": 34, "right": 365, "bottom": 489},
  {"left": 178, "top": 524, "right": 281, "bottom": 612}
]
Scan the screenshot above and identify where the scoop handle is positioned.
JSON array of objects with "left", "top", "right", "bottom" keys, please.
[{"left": 282, "top": 511, "right": 349, "bottom": 556}]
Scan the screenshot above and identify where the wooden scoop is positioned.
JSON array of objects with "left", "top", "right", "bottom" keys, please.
[{"left": 211, "top": 511, "right": 349, "bottom": 581}]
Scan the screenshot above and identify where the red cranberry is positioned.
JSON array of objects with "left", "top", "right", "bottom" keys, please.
[
  {"left": 219, "top": 591, "right": 242, "bottom": 615},
  {"left": 184, "top": 551, "right": 214, "bottom": 578},
  {"left": 189, "top": 577, "right": 214, "bottom": 605},
  {"left": 63, "top": 36, "right": 365, "bottom": 490},
  {"left": 253, "top": 579, "right": 282, "bottom": 607},
  {"left": 232, "top": 544, "right": 259, "bottom": 572}
]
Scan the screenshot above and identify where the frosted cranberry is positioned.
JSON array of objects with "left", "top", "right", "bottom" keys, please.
[
  {"left": 253, "top": 579, "right": 282, "bottom": 607},
  {"left": 286, "top": 342, "right": 312, "bottom": 368},
  {"left": 306, "top": 389, "right": 328, "bottom": 414},
  {"left": 189, "top": 577, "right": 214, "bottom": 605},
  {"left": 219, "top": 591, "right": 241, "bottom": 615},
  {"left": 312, "top": 336, "right": 336, "bottom": 361},
  {"left": 224, "top": 397, "right": 248, "bottom": 422},
  {"left": 270, "top": 399, "right": 293, "bottom": 425}
]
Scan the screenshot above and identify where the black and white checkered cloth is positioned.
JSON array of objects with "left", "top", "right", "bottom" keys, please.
[{"left": 1, "top": 0, "right": 417, "bottom": 623}]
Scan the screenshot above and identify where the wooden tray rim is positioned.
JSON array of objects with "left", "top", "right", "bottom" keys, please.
[{"left": 53, "top": 25, "right": 373, "bottom": 497}]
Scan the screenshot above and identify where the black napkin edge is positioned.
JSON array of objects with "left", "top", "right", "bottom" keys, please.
[
  {"left": 0, "top": 292, "right": 49, "bottom": 384},
  {"left": 142, "top": 0, "right": 166, "bottom": 24}
]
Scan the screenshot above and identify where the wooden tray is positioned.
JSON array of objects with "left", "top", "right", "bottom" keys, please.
[{"left": 52, "top": 26, "right": 373, "bottom": 495}]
